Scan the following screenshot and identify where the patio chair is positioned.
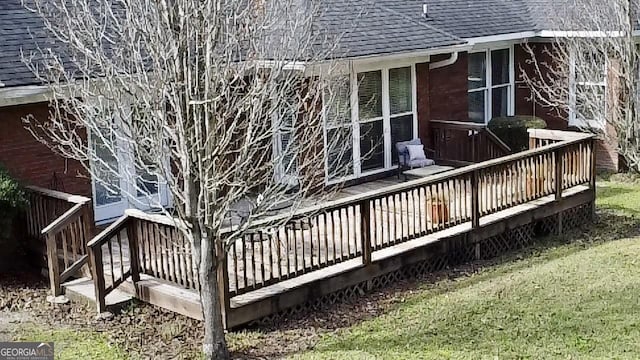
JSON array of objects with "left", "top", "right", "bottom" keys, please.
[{"left": 396, "top": 139, "right": 436, "bottom": 180}]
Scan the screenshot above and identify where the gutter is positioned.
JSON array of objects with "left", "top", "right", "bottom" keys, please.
[{"left": 429, "top": 52, "right": 458, "bottom": 70}]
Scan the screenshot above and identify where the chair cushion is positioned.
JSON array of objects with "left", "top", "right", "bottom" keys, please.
[
  {"left": 407, "top": 158, "right": 436, "bottom": 168},
  {"left": 406, "top": 144, "right": 427, "bottom": 161}
]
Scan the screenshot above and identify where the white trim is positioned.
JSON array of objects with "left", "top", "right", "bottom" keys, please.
[
  {"left": 0, "top": 85, "right": 50, "bottom": 107},
  {"left": 467, "top": 30, "right": 630, "bottom": 46},
  {"left": 467, "top": 32, "right": 537, "bottom": 46},
  {"left": 538, "top": 30, "right": 626, "bottom": 38}
]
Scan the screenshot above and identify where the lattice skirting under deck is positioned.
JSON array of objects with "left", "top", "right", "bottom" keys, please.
[{"left": 246, "top": 201, "right": 594, "bottom": 328}]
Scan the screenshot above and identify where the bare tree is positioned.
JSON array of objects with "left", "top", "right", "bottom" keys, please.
[
  {"left": 520, "top": 0, "right": 640, "bottom": 171},
  {"left": 21, "top": 0, "right": 354, "bottom": 358}
]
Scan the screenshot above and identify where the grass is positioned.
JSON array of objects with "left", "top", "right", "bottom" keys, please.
[
  {"left": 14, "top": 327, "right": 127, "bottom": 360},
  {"left": 293, "top": 179, "right": 640, "bottom": 359}
]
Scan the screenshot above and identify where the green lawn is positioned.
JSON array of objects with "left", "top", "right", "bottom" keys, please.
[
  {"left": 293, "top": 180, "right": 640, "bottom": 359},
  {"left": 14, "top": 327, "right": 127, "bottom": 360}
]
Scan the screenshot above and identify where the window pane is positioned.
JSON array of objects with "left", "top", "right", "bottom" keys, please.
[
  {"left": 491, "top": 49, "right": 510, "bottom": 86},
  {"left": 92, "top": 129, "right": 122, "bottom": 206},
  {"left": 327, "top": 127, "right": 353, "bottom": 179},
  {"left": 468, "top": 90, "right": 486, "bottom": 123},
  {"left": 491, "top": 86, "right": 509, "bottom": 118},
  {"left": 576, "top": 84, "right": 605, "bottom": 125},
  {"left": 358, "top": 71, "right": 383, "bottom": 120},
  {"left": 390, "top": 114, "right": 414, "bottom": 165},
  {"left": 359, "top": 120, "right": 384, "bottom": 172},
  {"left": 326, "top": 77, "right": 351, "bottom": 127},
  {"left": 576, "top": 51, "right": 606, "bottom": 83},
  {"left": 468, "top": 52, "right": 487, "bottom": 90},
  {"left": 278, "top": 131, "right": 297, "bottom": 175},
  {"left": 389, "top": 67, "right": 412, "bottom": 114}
]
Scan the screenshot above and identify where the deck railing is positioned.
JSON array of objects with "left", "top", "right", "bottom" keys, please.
[
  {"left": 87, "top": 211, "right": 201, "bottom": 313},
  {"left": 25, "top": 186, "right": 93, "bottom": 295},
  {"left": 431, "top": 120, "right": 511, "bottom": 164},
  {"left": 86, "top": 130, "right": 596, "bottom": 321}
]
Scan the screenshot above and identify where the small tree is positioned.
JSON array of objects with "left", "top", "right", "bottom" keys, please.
[
  {"left": 519, "top": 0, "right": 640, "bottom": 171},
  {"left": 22, "top": 0, "right": 352, "bottom": 358}
]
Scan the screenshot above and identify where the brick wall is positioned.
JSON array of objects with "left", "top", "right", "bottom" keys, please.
[
  {"left": 515, "top": 43, "right": 619, "bottom": 171},
  {"left": 514, "top": 43, "right": 568, "bottom": 130},
  {"left": 0, "top": 102, "right": 91, "bottom": 196},
  {"left": 416, "top": 62, "right": 431, "bottom": 148},
  {"left": 429, "top": 52, "right": 469, "bottom": 121}
]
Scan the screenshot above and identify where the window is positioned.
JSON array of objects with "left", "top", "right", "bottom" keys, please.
[
  {"left": 324, "top": 63, "right": 417, "bottom": 183},
  {"left": 325, "top": 76, "right": 354, "bottom": 180},
  {"left": 389, "top": 67, "right": 414, "bottom": 164},
  {"left": 273, "top": 78, "right": 301, "bottom": 185},
  {"left": 468, "top": 48, "right": 514, "bottom": 123},
  {"left": 358, "top": 71, "right": 385, "bottom": 172},
  {"left": 570, "top": 50, "right": 607, "bottom": 129}
]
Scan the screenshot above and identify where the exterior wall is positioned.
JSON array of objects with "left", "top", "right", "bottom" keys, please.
[
  {"left": 416, "top": 62, "right": 431, "bottom": 148},
  {"left": 0, "top": 102, "right": 91, "bottom": 196},
  {"left": 515, "top": 43, "right": 620, "bottom": 171},
  {"left": 429, "top": 52, "right": 469, "bottom": 121},
  {"left": 514, "top": 43, "right": 568, "bottom": 130}
]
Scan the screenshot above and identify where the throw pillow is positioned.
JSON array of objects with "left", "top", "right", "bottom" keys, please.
[{"left": 406, "top": 144, "right": 427, "bottom": 161}]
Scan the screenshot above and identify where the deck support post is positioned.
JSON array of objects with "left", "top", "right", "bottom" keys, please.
[
  {"left": 126, "top": 219, "right": 141, "bottom": 287},
  {"left": 88, "top": 244, "right": 107, "bottom": 313},
  {"left": 360, "top": 200, "right": 372, "bottom": 266},
  {"left": 45, "top": 233, "right": 62, "bottom": 296},
  {"left": 81, "top": 203, "right": 94, "bottom": 278},
  {"left": 216, "top": 240, "right": 231, "bottom": 330}
]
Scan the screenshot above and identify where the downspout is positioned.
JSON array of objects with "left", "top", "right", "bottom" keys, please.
[{"left": 429, "top": 52, "right": 459, "bottom": 70}]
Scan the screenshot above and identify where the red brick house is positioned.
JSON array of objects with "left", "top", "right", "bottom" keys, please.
[{"left": 0, "top": 0, "right": 626, "bottom": 223}]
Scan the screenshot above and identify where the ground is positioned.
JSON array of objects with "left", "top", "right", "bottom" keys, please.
[{"left": 1, "top": 176, "right": 639, "bottom": 359}]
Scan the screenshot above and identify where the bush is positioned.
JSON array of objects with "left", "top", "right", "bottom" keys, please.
[
  {"left": 0, "top": 166, "right": 27, "bottom": 214},
  {"left": 488, "top": 116, "right": 547, "bottom": 152},
  {"left": 0, "top": 167, "right": 28, "bottom": 270}
]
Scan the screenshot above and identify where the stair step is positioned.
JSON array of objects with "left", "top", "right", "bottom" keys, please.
[{"left": 62, "top": 277, "right": 133, "bottom": 308}]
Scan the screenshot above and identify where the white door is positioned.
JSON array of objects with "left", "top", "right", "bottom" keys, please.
[
  {"left": 90, "top": 119, "right": 170, "bottom": 223},
  {"left": 91, "top": 128, "right": 129, "bottom": 223}
]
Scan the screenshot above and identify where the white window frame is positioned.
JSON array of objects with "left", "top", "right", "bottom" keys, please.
[
  {"left": 468, "top": 45, "right": 516, "bottom": 124},
  {"left": 568, "top": 50, "right": 607, "bottom": 130},
  {"left": 323, "top": 59, "right": 420, "bottom": 185},
  {"left": 88, "top": 99, "right": 171, "bottom": 224}
]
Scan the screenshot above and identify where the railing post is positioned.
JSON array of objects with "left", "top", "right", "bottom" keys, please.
[
  {"left": 45, "top": 233, "right": 61, "bottom": 296},
  {"left": 555, "top": 147, "right": 564, "bottom": 200},
  {"left": 126, "top": 219, "right": 141, "bottom": 284},
  {"left": 555, "top": 147, "right": 564, "bottom": 235},
  {"left": 216, "top": 240, "right": 231, "bottom": 329},
  {"left": 471, "top": 171, "right": 480, "bottom": 229},
  {"left": 590, "top": 138, "right": 597, "bottom": 190},
  {"left": 88, "top": 244, "right": 107, "bottom": 314},
  {"left": 360, "top": 200, "right": 372, "bottom": 265}
]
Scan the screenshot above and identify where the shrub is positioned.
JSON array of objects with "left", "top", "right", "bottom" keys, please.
[
  {"left": 488, "top": 116, "right": 547, "bottom": 152},
  {"left": 0, "top": 166, "right": 27, "bottom": 214},
  {"left": 0, "top": 167, "right": 28, "bottom": 270}
]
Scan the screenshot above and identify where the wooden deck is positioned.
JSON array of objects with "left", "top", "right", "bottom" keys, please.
[{"left": 26, "top": 128, "right": 598, "bottom": 328}]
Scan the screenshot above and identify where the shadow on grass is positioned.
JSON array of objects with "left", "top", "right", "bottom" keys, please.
[{"left": 230, "top": 209, "right": 640, "bottom": 359}]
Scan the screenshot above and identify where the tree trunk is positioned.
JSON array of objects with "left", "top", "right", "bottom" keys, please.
[{"left": 198, "top": 234, "right": 229, "bottom": 359}]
